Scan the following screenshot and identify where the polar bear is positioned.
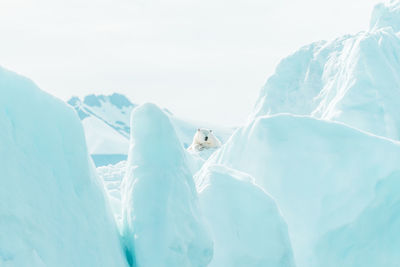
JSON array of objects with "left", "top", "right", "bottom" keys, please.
[{"left": 188, "top": 128, "right": 222, "bottom": 151}]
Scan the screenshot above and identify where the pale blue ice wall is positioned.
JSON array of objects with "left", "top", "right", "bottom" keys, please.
[
  {"left": 121, "top": 103, "right": 213, "bottom": 267},
  {"left": 0, "top": 66, "right": 128, "bottom": 267},
  {"left": 210, "top": 114, "right": 400, "bottom": 267},
  {"left": 316, "top": 171, "right": 400, "bottom": 267},
  {"left": 195, "top": 164, "right": 296, "bottom": 267}
]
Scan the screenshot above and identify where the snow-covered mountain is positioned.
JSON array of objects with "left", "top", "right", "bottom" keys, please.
[
  {"left": 68, "top": 94, "right": 234, "bottom": 166},
  {"left": 68, "top": 93, "right": 134, "bottom": 138},
  {"left": 67, "top": 94, "right": 133, "bottom": 166},
  {"left": 252, "top": 0, "right": 400, "bottom": 141}
]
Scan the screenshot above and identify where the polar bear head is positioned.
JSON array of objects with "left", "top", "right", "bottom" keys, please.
[{"left": 189, "top": 128, "right": 222, "bottom": 151}]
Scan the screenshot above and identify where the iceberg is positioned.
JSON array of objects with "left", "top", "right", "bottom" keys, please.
[
  {"left": 370, "top": 0, "right": 400, "bottom": 32},
  {"left": 315, "top": 171, "right": 400, "bottom": 267},
  {"left": 209, "top": 114, "right": 400, "bottom": 267},
  {"left": 252, "top": 0, "right": 400, "bottom": 140},
  {"left": 195, "top": 164, "right": 296, "bottom": 267},
  {"left": 120, "top": 103, "right": 213, "bottom": 267},
  {"left": 0, "top": 67, "right": 127, "bottom": 266}
]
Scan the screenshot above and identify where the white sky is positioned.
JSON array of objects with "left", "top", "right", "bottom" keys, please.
[{"left": 0, "top": 0, "right": 380, "bottom": 126}]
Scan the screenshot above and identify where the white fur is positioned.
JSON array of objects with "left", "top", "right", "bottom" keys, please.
[{"left": 188, "top": 128, "right": 222, "bottom": 151}]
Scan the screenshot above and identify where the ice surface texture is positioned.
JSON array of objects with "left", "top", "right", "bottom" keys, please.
[
  {"left": 253, "top": 1, "right": 400, "bottom": 140},
  {"left": 209, "top": 114, "right": 400, "bottom": 267},
  {"left": 246, "top": 3, "right": 400, "bottom": 264},
  {"left": 316, "top": 171, "right": 400, "bottom": 267},
  {"left": 121, "top": 103, "right": 213, "bottom": 267},
  {"left": 195, "top": 164, "right": 296, "bottom": 267},
  {"left": 97, "top": 161, "right": 127, "bottom": 227},
  {"left": 0, "top": 67, "right": 127, "bottom": 266},
  {"left": 370, "top": 0, "right": 400, "bottom": 32}
]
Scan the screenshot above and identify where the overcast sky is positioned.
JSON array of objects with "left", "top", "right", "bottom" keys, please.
[{"left": 0, "top": 0, "right": 381, "bottom": 126}]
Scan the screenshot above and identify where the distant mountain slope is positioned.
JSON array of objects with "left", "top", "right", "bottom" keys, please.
[
  {"left": 68, "top": 93, "right": 134, "bottom": 138},
  {"left": 68, "top": 94, "right": 234, "bottom": 166}
]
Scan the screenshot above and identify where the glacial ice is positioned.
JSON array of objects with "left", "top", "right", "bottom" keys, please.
[
  {"left": 370, "top": 0, "right": 400, "bottom": 32},
  {"left": 3, "top": 0, "right": 400, "bottom": 266},
  {"left": 209, "top": 114, "right": 400, "bottom": 267},
  {"left": 243, "top": 2, "right": 400, "bottom": 265},
  {"left": 195, "top": 164, "right": 296, "bottom": 267},
  {"left": 316, "top": 171, "right": 400, "bottom": 267},
  {"left": 252, "top": 3, "right": 400, "bottom": 140},
  {"left": 120, "top": 103, "right": 213, "bottom": 267},
  {"left": 0, "top": 67, "right": 127, "bottom": 266}
]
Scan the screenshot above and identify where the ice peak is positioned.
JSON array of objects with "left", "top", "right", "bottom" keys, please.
[
  {"left": 370, "top": 0, "right": 400, "bottom": 32},
  {"left": 129, "top": 103, "right": 183, "bottom": 166}
]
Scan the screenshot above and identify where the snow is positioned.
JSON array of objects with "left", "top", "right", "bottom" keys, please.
[
  {"left": 252, "top": 17, "right": 400, "bottom": 140},
  {"left": 121, "top": 103, "right": 213, "bottom": 267},
  {"left": 97, "top": 161, "right": 127, "bottom": 227},
  {"left": 0, "top": 67, "right": 127, "bottom": 266},
  {"left": 195, "top": 164, "right": 296, "bottom": 267},
  {"left": 209, "top": 114, "right": 400, "bottom": 267}
]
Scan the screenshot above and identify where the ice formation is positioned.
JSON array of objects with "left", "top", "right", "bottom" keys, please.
[
  {"left": 0, "top": 67, "right": 127, "bottom": 266},
  {"left": 252, "top": 1, "right": 400, "bottom": 140},
  {"left": 195, "top": 164, "right": 296, "bottom": 267},
  {"left": 4, "top": 1, "right": 400, "bottom": 266},
  {"left": 370, "top": 0, "right": 400, "bottom": 32},
  {"left": 244, "top": 3, "right": 400, "bottom": 264},
  {"left": 120, "top": 103, "right": 213, "bottom": 267},
  {"left": 316, "top": 171, "right": 400, "bottom": 267},
  {"left": 209, "top": 114, "right": 400, "bottom": 266}
]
